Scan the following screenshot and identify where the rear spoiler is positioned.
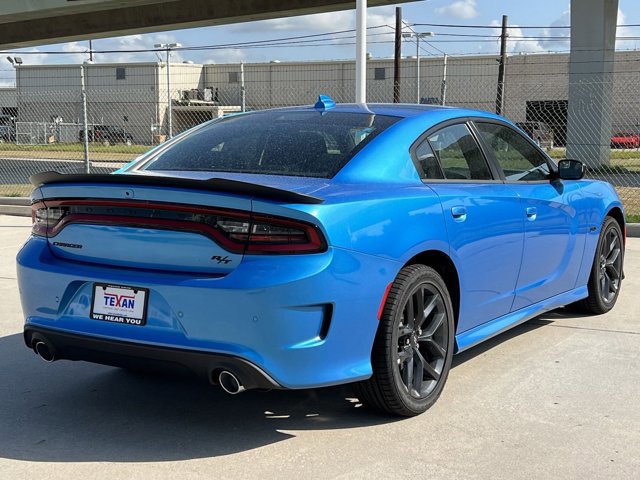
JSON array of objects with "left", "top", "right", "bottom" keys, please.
[{"left": 30, "top": 171, "right": 324, "bottom": 205}]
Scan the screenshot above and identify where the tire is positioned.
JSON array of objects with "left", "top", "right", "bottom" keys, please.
[
  {"left": 573, "top": 216, "right": 624, "bottom": 314},
  {"left": 354, "top": 265, "right": 455, "bottom": 416}
]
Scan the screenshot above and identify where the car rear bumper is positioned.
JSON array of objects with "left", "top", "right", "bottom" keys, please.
[
  {"left": 17, "top": 236, "right": 400, "bottom": 389},
  {"left": 24, "top": 325, "right": 280, "bottom": 390}
]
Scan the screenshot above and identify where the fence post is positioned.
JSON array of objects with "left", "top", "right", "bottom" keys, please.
[
  {"left": 240, "top": 62, "right": 246, "bottom": 112},
  {"left": 495, "top": 15, "right": 508, "bottom": 115},
  {"left": 441, "top": 53, "right": 448, "bottom": 106},
  {"left": 80, "top": 64, "right": 90, "bottom": 174}
]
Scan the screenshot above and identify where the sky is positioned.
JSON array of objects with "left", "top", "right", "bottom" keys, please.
[{"left": 0, "top": 0, "right": 639, "bottom": 85}]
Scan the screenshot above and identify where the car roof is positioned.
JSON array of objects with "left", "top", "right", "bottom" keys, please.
[{"left": 262, "top": 103, "right": 506, "bottom": 122}]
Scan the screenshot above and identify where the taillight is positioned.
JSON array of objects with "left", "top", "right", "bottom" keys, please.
[
  {"left": 217, "top": 214, "right": 325, "bottom": 254},
  {"left": 31, "top": 200, "right": 326, "bottom": 255},
  {"left": 31, "top": 202, "right": 68, "bottom": 237}
]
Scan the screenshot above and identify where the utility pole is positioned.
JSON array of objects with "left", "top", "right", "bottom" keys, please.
[
  {"left": 355, "top": 0, "right": 367, "bottom": 103},
  {"left": 393, "top": 7, "right": 402, "bottom": 103},
  {"left": 89, "top": 40, "right": 94, "bottom": 62},
  {"left": 496, "top": 15, "right": 508, "bottom": 115}
]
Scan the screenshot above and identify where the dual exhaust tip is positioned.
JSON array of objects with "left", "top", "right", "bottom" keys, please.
[
  {"left": 33, "top": 340, "right": 56, "bottom": 363},
  {"left": 32, "top": 338, "right": 247, "bottom": 395},
  {"left": 218, "top": 370, "right": 245, "bottom": 395}
]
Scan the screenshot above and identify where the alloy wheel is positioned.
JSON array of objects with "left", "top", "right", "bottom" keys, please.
[
  {"left": 599, "top": 226, "right": 623, "bottom": 303},
  {"left": 395, "top": 284, "right": 449, "bottom": 399}
]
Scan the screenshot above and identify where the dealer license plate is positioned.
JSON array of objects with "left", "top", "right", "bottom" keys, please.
[{"left": 91, "top": 283, "right": 148, "bottom": 326}]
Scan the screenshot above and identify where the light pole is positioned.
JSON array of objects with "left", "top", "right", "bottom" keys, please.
[
  {"left": 154, "top": 42, "right": 182, "bottom": 138},
  {"left": 402, "top": 32, "right": 434, "bottom": 104},
  {"left": 6, "top": 57, "right": 23, "bottom": 144}
]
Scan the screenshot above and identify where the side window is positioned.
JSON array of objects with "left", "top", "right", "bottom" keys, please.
[
  {"left": 476, "top": 122, "right": 550, "bottom": 181},
  {"left": 415, "top": 139, "right": 444, "bottom": 179},
  {"left": 427, "top": 124, "right": 492, "bottom": 180}
]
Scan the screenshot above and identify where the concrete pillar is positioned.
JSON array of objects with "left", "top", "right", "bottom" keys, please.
[{"left": 566, "top": 0, "right": 618, "bottom": 167}]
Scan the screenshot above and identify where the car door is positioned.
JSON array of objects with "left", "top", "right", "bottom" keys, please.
[
  {"left": 413, "top": 121, "right": 525, "bottom": 333},
  {"left": 473, "top": 121, "right": 586, "bottom": 310}
]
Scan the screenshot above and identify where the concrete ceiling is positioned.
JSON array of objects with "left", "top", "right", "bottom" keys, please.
[{"left": 0, "top": 0, "right": 417, "bottom": 49}]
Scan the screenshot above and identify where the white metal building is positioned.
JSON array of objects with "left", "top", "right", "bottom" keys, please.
[{"left": 2, "top": 51, "right": 639, "bottom": 146}]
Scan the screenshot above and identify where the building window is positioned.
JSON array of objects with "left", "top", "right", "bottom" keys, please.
[
  {"left": 228, "top": 72, "right": 239, "bottom": 83},
  {"left": 116, "top": 67, "right": 126, "bottom": 80},
  {"left": 374, "top": 67, "right": 386, "bottom": 80}
]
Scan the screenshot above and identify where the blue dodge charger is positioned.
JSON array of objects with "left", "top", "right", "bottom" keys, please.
[{"left": 17, "top": 99, "right": 625, "bottom": 416}]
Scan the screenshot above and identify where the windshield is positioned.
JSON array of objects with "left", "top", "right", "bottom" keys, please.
[{"left": 141, "top": 110, "right": 400, "bottom": 178}]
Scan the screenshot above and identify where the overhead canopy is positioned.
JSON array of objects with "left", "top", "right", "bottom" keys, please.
[{"left": 0, "top": 0, "right": 415, "bottom": 49}]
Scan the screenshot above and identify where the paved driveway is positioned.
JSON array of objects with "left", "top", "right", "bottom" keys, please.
[{"left": 0, "top": 215, "right": 638, "bottom": 479}]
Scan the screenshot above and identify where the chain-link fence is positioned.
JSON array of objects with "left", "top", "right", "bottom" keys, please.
[{"left": 0, "top": 53, "right": 639, "bottom": 219}]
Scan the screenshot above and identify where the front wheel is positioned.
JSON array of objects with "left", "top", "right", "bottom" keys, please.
[
  {"left": 574, "top": 216, "right": 624, "bottom": 314},
  {"left": 354, "top": 265, "right": 455, "bottom": 416}
]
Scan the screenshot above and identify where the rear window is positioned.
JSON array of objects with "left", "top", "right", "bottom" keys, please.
[{"left": 142, "top": 110, "right": 400, "bottom": 178}]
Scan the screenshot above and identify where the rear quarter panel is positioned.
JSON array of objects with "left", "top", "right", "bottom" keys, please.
[{"left": 252, "top": 184, "right": 450, "bottom": 266}]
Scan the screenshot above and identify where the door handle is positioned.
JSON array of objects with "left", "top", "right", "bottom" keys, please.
[
  {"left": 451, "top": 206, "right": 467, "bottom": 222},
  {"left": 525, "top": 207, "right": 537, "bottom": 220}
]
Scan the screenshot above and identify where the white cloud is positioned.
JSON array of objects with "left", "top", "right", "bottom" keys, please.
[
  {"left": 435, "top": 0, "right": 479, "bottom": 20},
  {"left": 203, "top": 49, "right": 246, "bottom": 64},
  {"left": 616, "top": 10, "right": 640, "bottom": 50},
  {"left": 90, "top": 33, "right": 185, "bottom": 64},
  {"left": 538, "top": 8, "right": 570, "bottom": 51},
  {"left": 62, "top": 42, "right": 89, "bottom": 53},
  {"left": 463, "top": 18, "right": 560, "bottom": 56}
]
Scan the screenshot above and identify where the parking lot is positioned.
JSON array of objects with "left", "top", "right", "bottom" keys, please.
[{"left": 0, "top": 214, "right": 638, "bottom": 479}]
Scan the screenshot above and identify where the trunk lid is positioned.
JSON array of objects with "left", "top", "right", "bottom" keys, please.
[{"left": 33, "top": 172, "right": 323, "bottom": 275}]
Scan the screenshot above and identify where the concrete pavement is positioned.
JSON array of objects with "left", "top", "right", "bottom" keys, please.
[{"left": 0, "top": 215, "right": 638, "bottom": 479}]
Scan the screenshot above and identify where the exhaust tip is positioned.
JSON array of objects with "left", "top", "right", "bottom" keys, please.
[
  {"left": 34, "top": 341, "right": 55, "bottom": 362},
  {"left": 218, "top": 370, "right": 245, "bottom": 395}
]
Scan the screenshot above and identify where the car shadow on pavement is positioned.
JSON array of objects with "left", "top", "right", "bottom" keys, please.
[
  {"left": 0, "top": 333, "right": 398, "bottom": 463},
  {"left": 0, "top": 309, "right": 586, "bottom": 463}
]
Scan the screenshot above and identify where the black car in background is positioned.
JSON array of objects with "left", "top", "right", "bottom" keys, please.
[
  {"left": 516, "top": 121, "right": 554, "bottom": 149},
  {"left": 79, "top": 125, "right": 134, "bottom": 145}
]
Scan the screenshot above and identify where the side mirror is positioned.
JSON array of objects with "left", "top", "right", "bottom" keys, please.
[{"left": 557, "top": 159, "right": 585, "bottom": 180}]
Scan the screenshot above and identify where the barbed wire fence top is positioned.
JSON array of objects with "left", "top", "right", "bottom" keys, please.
[{"left": 0, "top": 31, "right": 639, "bottom": 220}]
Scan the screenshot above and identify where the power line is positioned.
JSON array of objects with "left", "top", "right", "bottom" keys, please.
[{"left": 401, "top": 20, "right": 445, "bottom": 56}]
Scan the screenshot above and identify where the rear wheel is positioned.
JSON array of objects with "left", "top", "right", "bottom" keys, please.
[
  {"left": 574, "top": 216, "right": 623, "bottom": 314},
  {"left": 355, "top": 265, "right": 454, "bottom": 416}
]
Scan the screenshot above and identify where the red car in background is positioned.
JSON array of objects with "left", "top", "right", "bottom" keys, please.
[{"left": 611, "top": 132, "right": 640, "bottom": 149}]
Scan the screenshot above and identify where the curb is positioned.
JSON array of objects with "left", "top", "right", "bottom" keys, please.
[
  {"left": 0, "top": 205, "right": 30, "bottom": 217},
  {"left": 0, "top": 197, "right": 30, "bottom": 206},
  {"left": 628, "top": 223, "right": 640, "bottom": 238},
  {"left": 0, "top": 197, "right": 31, "bottom": 217}
]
